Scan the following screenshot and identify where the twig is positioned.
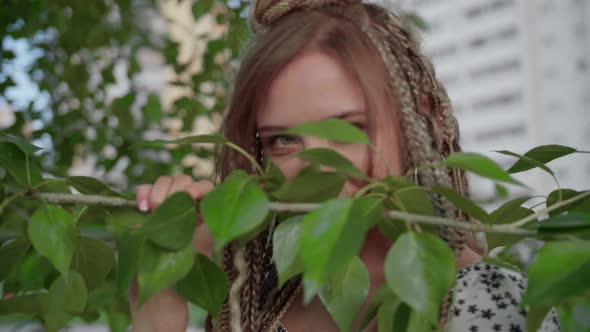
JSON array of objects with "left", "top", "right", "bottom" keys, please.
[
  {"left": 509, "top": 191, "right": 590, "bottom": 229},
  {"left": 14, "top": 192, "right": 535, "bottom": 235},
  {"left": 20, "top": 192, "right": 136, "bottom": 208}
]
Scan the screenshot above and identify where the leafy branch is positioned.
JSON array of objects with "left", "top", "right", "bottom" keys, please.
[{"left": 13, "top": 189, "right": 585, "bottom": 236}]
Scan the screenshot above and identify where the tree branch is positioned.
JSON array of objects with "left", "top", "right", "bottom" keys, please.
[{"left": 16, "top": 192, "right": 535, "bottom": 235}]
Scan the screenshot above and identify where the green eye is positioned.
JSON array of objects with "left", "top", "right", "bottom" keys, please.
[{"left": 271, "top": 135, "right": 297, "bottom": 146}]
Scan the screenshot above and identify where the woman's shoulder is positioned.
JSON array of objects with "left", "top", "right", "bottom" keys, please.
[{"left": 445, "top": 260, "right": 561, "bottom": 332}]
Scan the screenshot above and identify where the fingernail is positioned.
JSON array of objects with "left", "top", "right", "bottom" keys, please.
[{"left": 139, "top": 200, "right": 149, "bottom": 212}]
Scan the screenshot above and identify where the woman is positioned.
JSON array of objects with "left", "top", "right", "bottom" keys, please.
[{"left": 131, "top": 1, "right": 561, "bottom": 331}]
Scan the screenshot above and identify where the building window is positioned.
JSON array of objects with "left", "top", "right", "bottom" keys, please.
[
  {"left": 475, "top": 124, "right": 527, "bottom": 142},
  {"left": 428, "top": 44, "right": 458, "bottom": 59},
  {"left": 465, "top": 0, "right": 515, "bottom": 19},
  {"left": 468, "top": 25, "right": 519, "bottom": 49},
  {"left": 472, "top": 91, "right": 523, "bottom": 111},
  {"left": 470, "top": 58, "right": 521, "bottom": 79}
]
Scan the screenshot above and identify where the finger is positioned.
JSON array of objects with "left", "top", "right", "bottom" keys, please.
[
  {"left": 136, "top": 185, "right": 152, "bottom": 212},
  {"left": 150, "top": 176, "right": 173, "bottom": 209},
  {"left": 193, "top": 222, "right": 214, "bottom": 258},
  {"left": 168, "top": 175, "right": 193, "bottom": 195},
  {"left": 184, "top": 180, "right": 214, "bottom": 201}
]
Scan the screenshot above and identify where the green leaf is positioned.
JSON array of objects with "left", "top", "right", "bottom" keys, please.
[
  {"left": 0, "top": 238, "right": 30, "bottom": 281},
  {"left": 431, "top": 186, "right": 489, "bottom": 223},
  {"left": 108, "top": 310, "right": 130, "bottom": 332},
  {"left": 0, "top": 142, "right": 43, "bottom": 187},
  {"left": 36, "top": 178, "right": 72, "bottom": 193},
  {"left": 506, "top": 144, "right": 576, "bottom": 174},
  {"left": 135, "top": 134, "right": 228, "bottom": 149},
  {"left": 319, "top": 257, "right": 370, "bottom": 332},
  {"left": 393, "top": 187, "right": 433, "bottom": 216},
  {"left": 68, "top": 176, "right": 124, "bottom": 197},
  {"left": 0, "top": 292, "right": 48, "bottom": 316},
  {"left": 0, "top": 134, "right": 42, "bottom": 155},
  {"left": 300, "top": 198, "right": 352, "bottom": 298},
  {"left": 139, "top": 192, "right": 197, "bottom": 250},
  {"left": 546, "top": 189, "right": 590, "bottom": 217},
  {"left": 538, "top": 214, "right": 590, "bottom": 234},
  {"left": 496, "top": 150, "right": 555, "bottom": 176},
  {"left": 137, "top": 241, "right": 194, "bottom": 304},
  {"left": 47, "top": 270, "right": 88, "bottom": 313},
  {"left": 558, "top": 300, "right": 590, "bottom": 332},
  {"left": 526, "top": 306, "right": 552, "bottom": 332},
  {"left": 262, "top": 160, "right": 286, "bottom": 192},
  {"left": 444, "top": 152, "right": 522, "bottom": 185},
  {"left": 107, "top": 207, "right": 147, "bottom": 234},
  {"left": 200, "top": 170, "right": 270, "bottom": 251},
  {"left": 192, "top": 0, "right": 215, "bottom": 20},
  {"left": 111, "top": 93, "right": 135, "bottom": 134},
  {"left": 272, "top": 166, "right": 346, "bottom": 203},
  {"left": 44, "top": 310, "right": 74, "bottom": 332},
  {"left": 325, "top": 195, "right": 385, "bottom": 269},
  {"left": 28, "top": 205, "right": 78, "bottom": 277},
  {"left": 44, "top": 271, "right": 88, "bottom": 332},
  {"left": 115, "top": 233, "right": 143, "bottom": 295},
  {"left": 283, "top": 118, "right": 371, "bottom": 145},
  {"left": 143, "top": 93, "right": 163, "bottom": 122},
  {"left": 273, "top": 216, "right": 304, "bottom": 286},
  {"left": 495, "top": 183, "right": 509, "bottom": 198},
  {"left": 359, "top": 285, "right": 393, "bottom": 331},
  {"left": 76, "top": 206, "right": 108, "bottom": 226},
  {"left": 488, "top": 197, "right": 533, "bottom": 224},
  {"left": 298, "top": 148, "right": 368, "bottom": 179},
  {"left": 379, "top": 301, "right": 407, "bottom": 332},
  {"left": 72, "top": 237, "right": 115, "bottom": 291},
  {"left": 486, "top": 197, "right": 534, "bottom": 249},
  {"left": 523, "top": 240, "right": 590, "bottom": 306},
  {"left": 384, "top": 233, "right": 455, "bottom": 324},
  {"left": 176, "top": 254, "right": 229, "bottom": 317}
]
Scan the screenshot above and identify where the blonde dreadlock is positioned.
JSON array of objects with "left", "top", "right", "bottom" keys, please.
[{"left": 212, "top": 1, "right": 488, "bottom": 331}]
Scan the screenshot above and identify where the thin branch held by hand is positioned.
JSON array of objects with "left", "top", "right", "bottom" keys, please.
[{"left": 16, "top": 191, "right": 536, "bottom": 235}]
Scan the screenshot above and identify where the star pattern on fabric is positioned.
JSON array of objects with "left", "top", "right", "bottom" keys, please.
[{"left": 445, "top": 262, "right": 561, "bottom": 332}]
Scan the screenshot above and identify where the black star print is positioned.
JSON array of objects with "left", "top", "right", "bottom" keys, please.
[
  {"left": 469, "top": 325, "right": 478, "bottom": 332},
  {"left": 458, "top": 299, "right": 465, "bottom": 305},
  {"left": 481, "top": 308, "right": 495, "bottom": 320},
  {"left": 497, "top": 301, "right": 508, "bottom": 310},
  {"left": 491, "top": 294, "right": 503, "bottom": 302},
  {"left": 453, "top": 307, "right": 461, "bottom": 317},
  {"left": 492, "top": 324, "right": 502, "bottom": 331},
  {"left": 468, "top": 304, "right": 478, "bottom": 314},
  {"left": 509, "top": 323, "right": 522, "bottom": 332}
]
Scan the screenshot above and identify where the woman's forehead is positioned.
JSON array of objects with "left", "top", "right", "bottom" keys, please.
[{"left": 256, "top": 51, "right": 367, "bottom": 128}]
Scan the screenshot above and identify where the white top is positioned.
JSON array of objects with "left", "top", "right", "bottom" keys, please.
[{"left": 445, "top": 261, "right": 560, "bottom": 332}]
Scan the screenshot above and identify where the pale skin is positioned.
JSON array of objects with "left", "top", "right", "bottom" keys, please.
[{"left": 131, "top": 51, "right": 481, "bottom": 331}]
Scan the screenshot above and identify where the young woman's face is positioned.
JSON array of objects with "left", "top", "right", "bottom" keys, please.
[{"left": 257, "top": 51, "right": 370, "bottom": 196}]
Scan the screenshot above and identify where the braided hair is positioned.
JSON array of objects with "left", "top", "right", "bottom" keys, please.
[{"left": 213, "top": 1, "right": 488, "bottom": 331}]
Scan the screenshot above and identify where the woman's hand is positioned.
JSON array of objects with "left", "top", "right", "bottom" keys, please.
[{"left": 130, "top": 175, "right": 215, "bottom": 332}]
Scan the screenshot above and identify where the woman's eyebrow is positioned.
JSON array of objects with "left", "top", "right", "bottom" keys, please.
[{"left": 258, "top": 110, "right": 366, "bottom": 133}]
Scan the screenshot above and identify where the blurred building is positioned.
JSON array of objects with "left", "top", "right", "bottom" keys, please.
[{"left": 378, "top": 0, "right": 590, "bottom": 200}]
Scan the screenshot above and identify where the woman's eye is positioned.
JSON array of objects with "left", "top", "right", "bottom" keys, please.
[{"left": 270, "top": 135, "right": 297, "bottom": 147}]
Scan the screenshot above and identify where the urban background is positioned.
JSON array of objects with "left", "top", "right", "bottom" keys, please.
[{"left": 0, "top": 0, "right": 589, "bottom": 331}]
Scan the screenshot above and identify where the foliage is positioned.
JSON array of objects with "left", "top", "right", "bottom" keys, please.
[
  {"left": 1, "top": 121, "right": 590, "bottom": 331},
  {"left": 1, "top": 1, "right": 590, "bottom": 331},
  {"left": 0, "top": 0, "right": 249, "bottom": 188}
]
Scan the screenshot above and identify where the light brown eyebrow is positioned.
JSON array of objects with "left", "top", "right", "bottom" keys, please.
[{"left": 258, "top": 110, "right": 366, "bottom": 134}]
